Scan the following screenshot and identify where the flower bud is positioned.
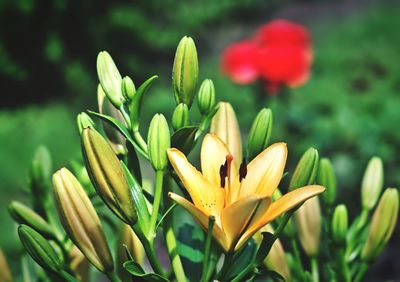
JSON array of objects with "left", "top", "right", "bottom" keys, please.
[
  {"left": 97, "top": 51, "right": 124, "bottom": 108},
  {"left": 361, "top": 188, "right": 399, "bottom": 262},
  {"left": 53, "top": 168, "right": 113, "bottom": 272},
  {"left": 117, "top": 224, "right": 145, "bottom": 281},
  {"left": 9, "top": 201, "right": 55, "bottom": 239},
  {"left": 197, "top": 79, "right": 215, "bottom": 115},
  {"left": 18, "top": 224, "right": 62, "bottom": 274},
  {"left": 81, "top": 128, "right": 137, "bottom": 224},
  {"left": 247, "top": 108, "right": 273, "bottom": 161},
  {"left": 172, "top": 103, "right": 189, "bottom": 130},
  {"left": 122, "top": 76, "right": 136, "bottom": 100},
  {"left": 148, "top": 114, "right": 171, "bottom": 171},
  {"left": 210, "top": 102, "right": 242, "bottom": 167},
  {"left": 295, "top": 197, "right": 322, "bottom": 257},
  {"left": 77, "top": 112, "right": 94, "bottom": 134},
  {"left": 317, "top": 158, "right": 336, "bottom": 206},
  {"left": 69, "top": 245, "right": 90, "bottom": 282},
  {"left": 289, "top": 147, "right": 319, "bottom": 190},
  {"left": 172, "top": 36, "right": 198, "bottom": 107},
  {"left": 97, "top": 84, "right": 127, "bottom": 155},
  {"left": 332, "top": 204, "right": 348, "bottom": 244},
  {"left": 254, "top": 225, "right": 290, "bottom": 281},
  {"left": 361, "top": 157, "right": 384, "bottom": 210},
  {"left": 0, "top": 249, "right": 13, "bottom": 282}
]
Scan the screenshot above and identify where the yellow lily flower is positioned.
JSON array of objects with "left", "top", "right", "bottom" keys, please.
[{"left": 168, "top": 134, "right": 325, "bottom": 252}]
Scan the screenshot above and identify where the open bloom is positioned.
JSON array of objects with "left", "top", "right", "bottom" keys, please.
[{"left": 168, "top": 134, "right": 324, "bottom": 252}]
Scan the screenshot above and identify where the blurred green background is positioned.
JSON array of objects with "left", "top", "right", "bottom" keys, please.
[{"left": 1, "top": 0, "right": 400, "bottom": 280}]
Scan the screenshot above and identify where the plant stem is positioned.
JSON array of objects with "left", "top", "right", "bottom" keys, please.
[
  {"left": 311, "top": 257, "right": 319, "bottom": 282},
  {"left": 107, "top": 271, "right": 122, "bottom": 282},
  {"left": 149, "top": 170, "right": 164, "bottom": 240},
  {"left": 200, "top": 217, "right": 216, "bottom": 282},
  {"left": 291, "top": 239, "right": 305, "bottom": 273},
  {"left": 133, "top": 129, "right": 148, "bottom": 153},
  {"left": 163, "top": 175, "right": 186, "bottom": 282},
  {"left": 354, "top": 262, "right": 369, "bottom": 282},
  {"left": 339, "top": 248, "right": 351, "bottom": 282}
]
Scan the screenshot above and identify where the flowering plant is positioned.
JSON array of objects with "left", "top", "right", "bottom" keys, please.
[
  {"left": 3, "top": 36, "right": 398, "bottom": 282},
  {"left": 221, "top": 19, "right": 313, "bottom": 94}
]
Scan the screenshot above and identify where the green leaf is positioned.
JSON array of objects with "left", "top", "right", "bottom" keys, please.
[
  {"left": 130, "top": 75, "right": 158, "bottom": 130},
  {"left": 225, "top": 239, "right": 258, "bottom": 280},
  {"left": 127, "top": 141, "right": 142, "bottom": 185},
  {"left": 171, "top": 126, "right": 198, "bottom": 155},
  {"left": 123, "top": 261, "right": 170, "bottom": 282},
  {"left": 121, "top": 162, "right": 151, "bottom": 235},
  {"left": 255, "top": 231, "right": 274, "bottom": 263},
  {"left": 88, "top": 110, "right": 148, "bottom": 159}
]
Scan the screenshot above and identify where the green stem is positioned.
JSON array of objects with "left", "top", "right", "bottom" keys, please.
[
  {"left": 149, "top": 170, "right": 164, "bottom": 240},
  {"left": 339, "top": 248, "right": 351, "bottom": 282},
  {"left": 107, "top": 271, "right": 122, "bottom": 282},
  {"left": 311, "top": 257, "right": 319, "bottom": 282},
  {"left": 291, "top": 239, "right": 305, "bottom": 273},
  {"left": 133, "top": 129, "right": 148, "bottom": 153},
  {"left": 205, "top": 252, "right": 219, "bottom": 281},
  {"left": 119, "top": 106, "right": 132, "bottom": 128},
  {"left": 354, "top": 262, "right": 368, "bottom": 282},
  {"left": 200, "top": 217, "right": 216, "bottom": 282},
  {"left": 163, "top": 176, "right": 186, "bottom": 282}
]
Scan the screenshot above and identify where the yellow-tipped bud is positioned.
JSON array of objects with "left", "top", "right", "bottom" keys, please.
[
  {"left": 172, "top": 103, "right": 189, "bottom": 130},
  {"left": 18, "top": 225, "right": 62, "bottom": 274},
  {"left": 361, "top": 157, "right": 384, "bottom": 210},
  {"left": 69, "top": 245, "right": 90, "bottom": 282},
  {"left": 210, "top": 102, "right": 242, "bottom": 167},
  {"left": 8, "top": 201, "right": 55, "bottom": 239},
  {"left": 332, "top": 204, "right": 348, "bottom": 244},
  {"left": 148, "top": 114, "right": 171, "bottom": 171},
  {"left": 81, "top": 128, "right": 137, "bottom": 224},
  {"left": 289, "top": 147, "right": 319, "bottom": 190},
  {"left": 117, "top": 224, "right": 145, "bottom": 281},
  {"left": 254, "top": 226, "right": 290, "bottom": 281},
  {"left": 0, "top": 249, "right": 13, "bottom": 282},
  {"left": 77, "top": 112, "right": 94, "bottom": 134},
  {"left": 317, "top": 158, "right": 337, "bottom": 205},
  {"left": 295, "top": 197, "right": 322, "bottom": 257},
  {"left": 361, "top": 188, "right": 399, "bottom": 262},
  {"left": 197, "top": 79, "right": 215, "bottom": 115},
  {"left": 96, "top": 51, "right": 124, "bottom": 108},
  {"left": 121, "top": 76, "right": 136, "bottom": 100},
  {"left": 247, "top": 108, "right": 273, "bottom": 161},
  {"left": 53, "top": 168, "right": 113, "bottom": 272},
  {"left": 172, "top": 36, "right": 199, "bottom": 108}
]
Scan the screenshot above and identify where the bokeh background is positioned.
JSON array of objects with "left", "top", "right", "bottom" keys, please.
[{"left": 1, "top": 0, "right": 399, "bottom": 280}]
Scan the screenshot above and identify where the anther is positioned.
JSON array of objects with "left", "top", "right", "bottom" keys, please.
[
  {"left": 220, "top": 161, "right": 227, "bottom": 188},
  {"left": 239, "top": 158, "right": 247, "bottom": 182}
]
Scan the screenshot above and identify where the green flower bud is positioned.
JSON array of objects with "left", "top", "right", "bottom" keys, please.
[
  {"left": 332, "top": 204, "right": 348, "bottom": 244},
  {"left": 289, "top": 147, "right": 319, "bottom": 190},
  {"left": 18, "top": 224, "right": 62, "bottom": 274},
  {"left": 9, "top": 201, "right": 54, "bottom": 239},
  {"left": 97, "top": 51, "right": 124, "bottom": 108},
  {"left": 53, "top": 168, "right": 113, "bottom": 272},
  {"left": 0, "top": 249, "right": 13, "bottom": 282},
  {"left": 81, "top": 128, "right": 137, "bottom": 225},
  {"left": 295, "top": 197, "right": 322, "bottom": 257},
  {"left": 317, "top": 158, "right": 337, "bottom": 206},
  {"left": 361, "top": 188, "right": 399, "bottom": 262},
  {"left": 247, "top": 108, "right": 273, "bottom": 161},
  {"left": 361, "top": 157, "right": 384, "bottom": 210},
  {"left": 197, "top": 79, "right": 215, "bottom": 115},
  {"left": 77, "top": 112, "right": 94, "bottom": 134},
  {"left": 122, "top": 76, "right": 136, "bottom": 100},
  {"left": 172, "top": 36, "right": 198, "bottom": 108},
  {"left": 172, "top": 103, "right": 189, "bottom": 130},
  {"left": 148, "top": 114, "right": 171, "bottom": 171}
]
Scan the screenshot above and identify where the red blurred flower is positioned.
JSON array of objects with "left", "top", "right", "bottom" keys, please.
[{"left": 221, "top": 19, "right": 313, "bottom": 94}]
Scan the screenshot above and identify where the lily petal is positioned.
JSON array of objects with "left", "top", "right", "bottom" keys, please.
[
  {"left": 239, "top": 143, "right": 287, "bottom": 199},
  {"left": 201, "top": 134, "right": 230, "bottom": 187},
  {"left": 169, "top": 192, "right": 229, "bottom": 251},
  {"left": 168, "top": 148, "right": 224, "bottom": 215},
  {"left": 221, "top": 195, "right": 262, "bottom": 250},
  {"left": 234, "top": 197, "right": 272, "bottom": 251},
  {"left": 237, "top": 185, "right": 325, "bottom": 248}
]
